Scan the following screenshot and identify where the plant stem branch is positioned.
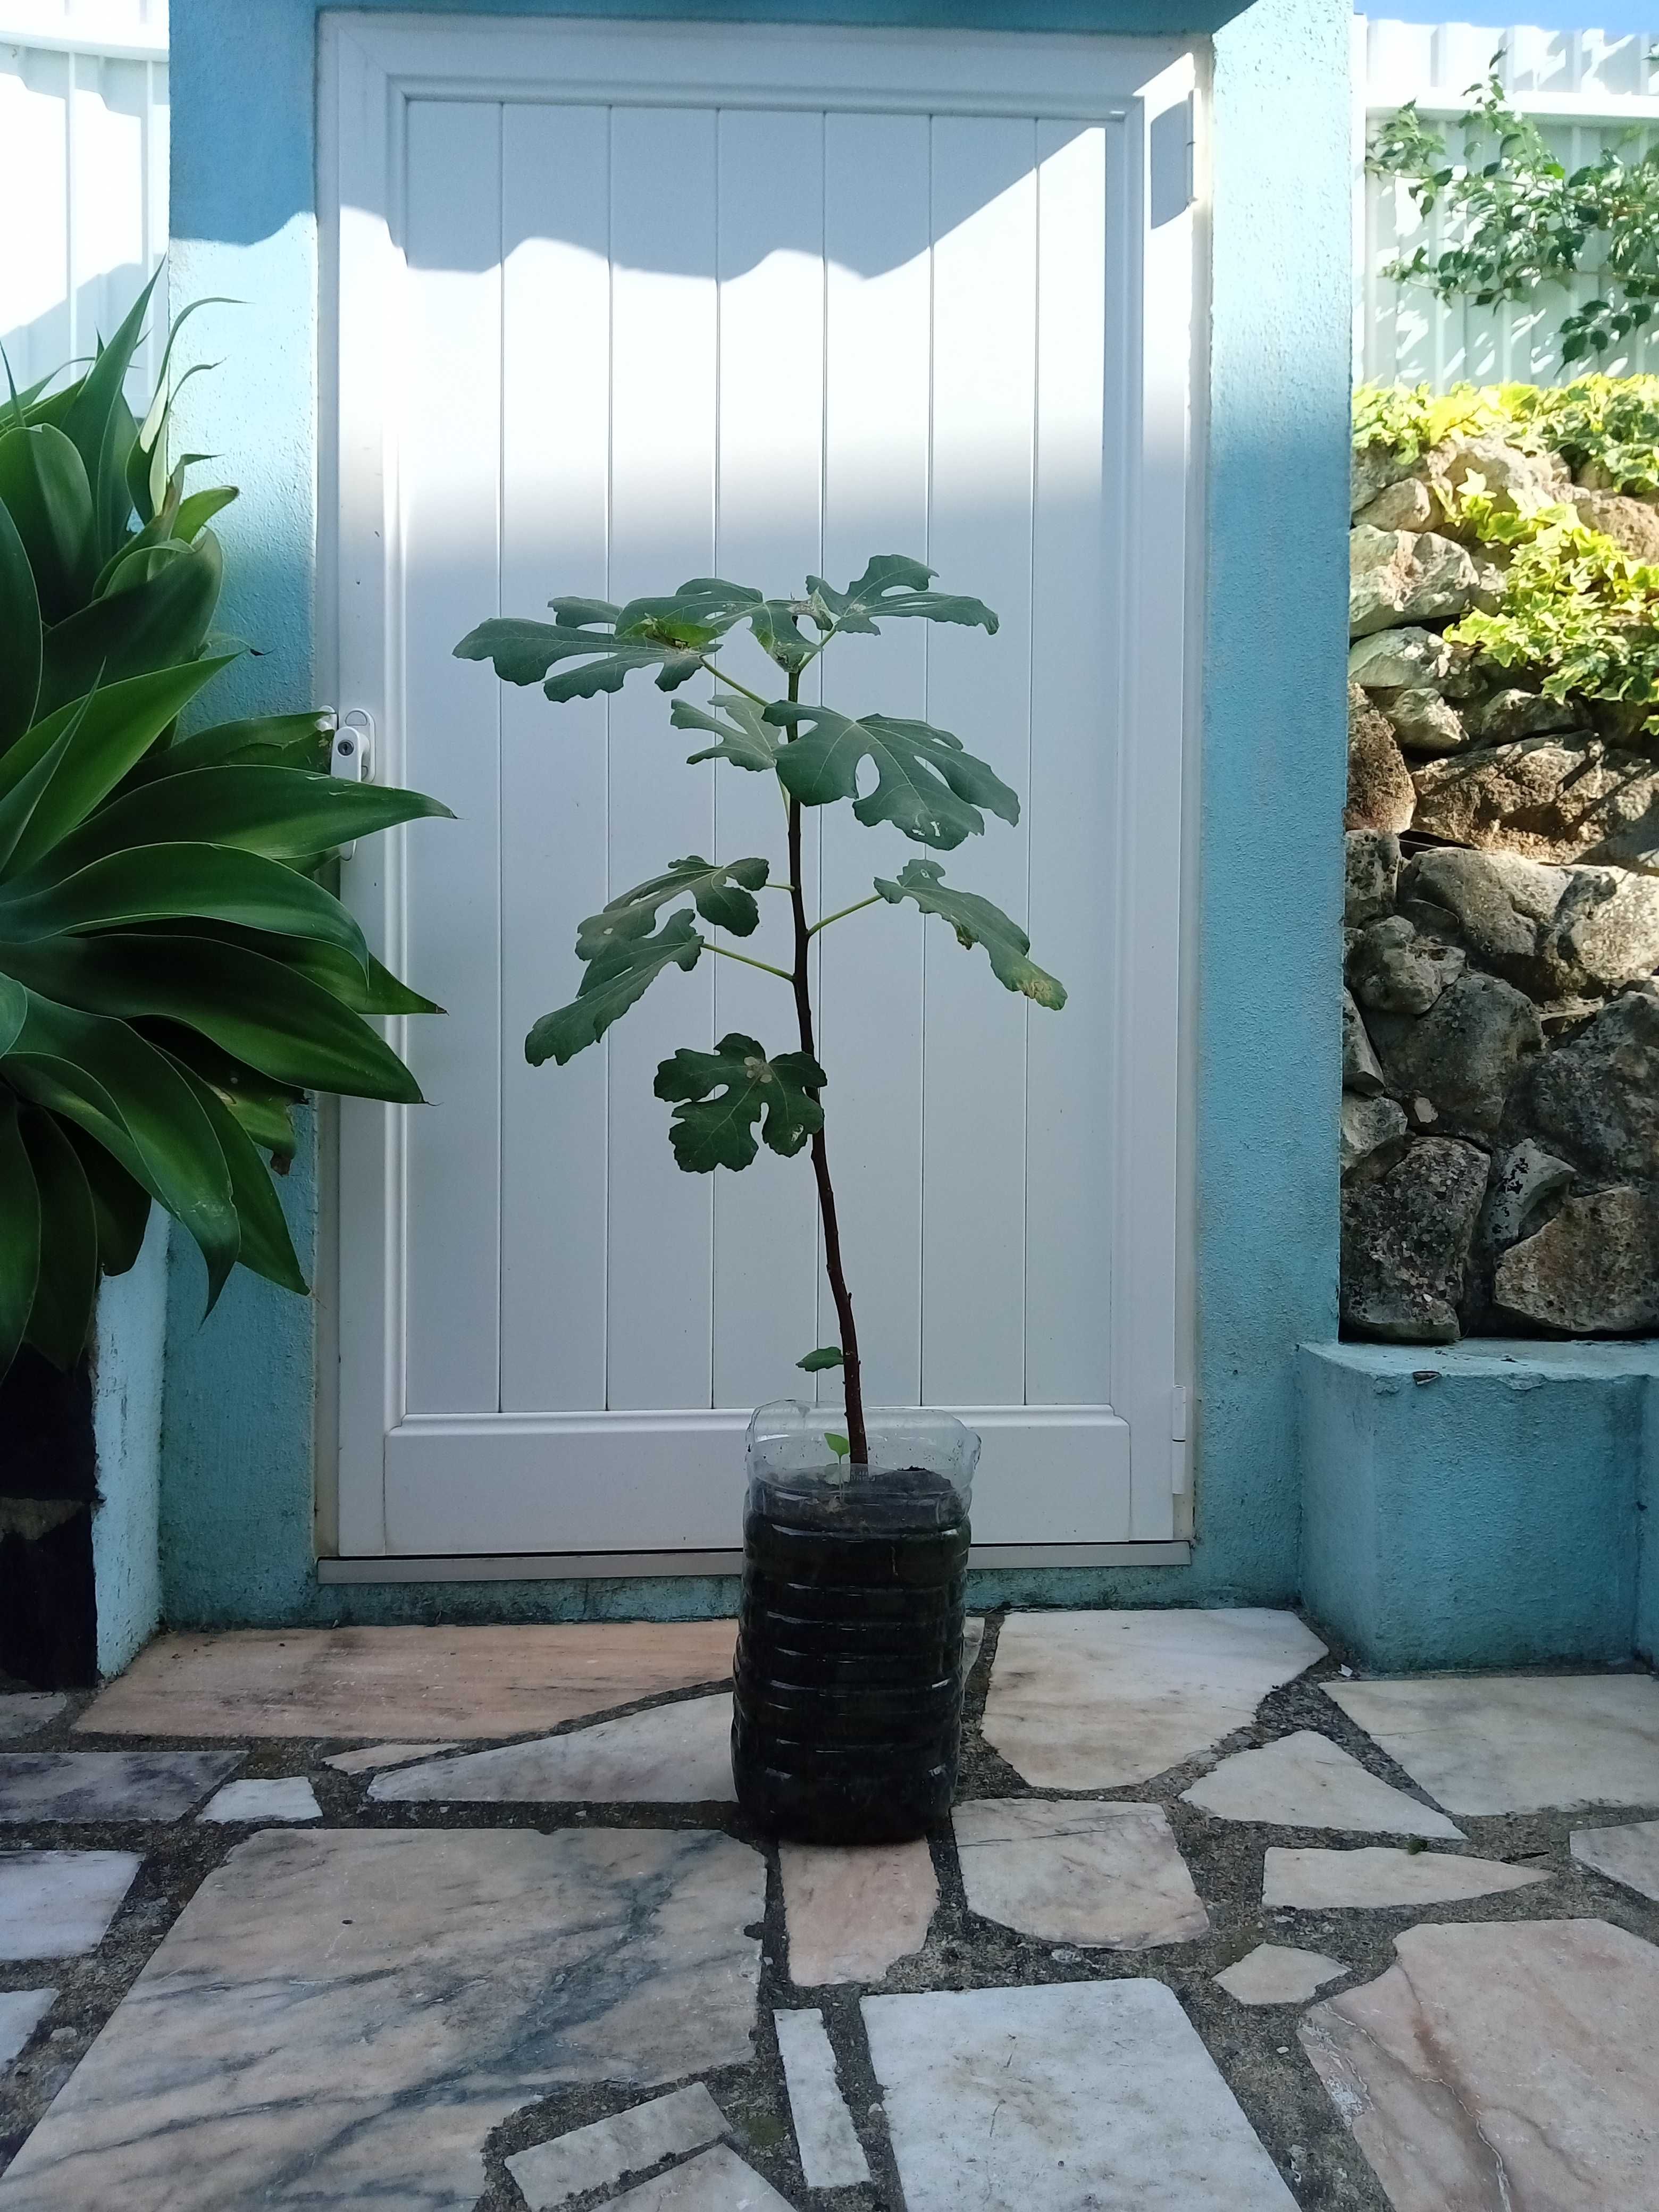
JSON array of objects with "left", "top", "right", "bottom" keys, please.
[
  {"left": 782, "top": 670, "right": 867, "bottom": 1467},
  {"left": 808, "top": 893, "right": 882, "bottom": 939},
  {"left": 696, "top": 658, "right": 772, "bottom": 710},
  {"left": 705, "top": 941, "right": 794, "bottom": 983}
]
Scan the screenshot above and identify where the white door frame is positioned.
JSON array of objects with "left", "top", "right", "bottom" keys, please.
[{"left": 316, "top": 10, "right": 1205, "bottom": 1576}]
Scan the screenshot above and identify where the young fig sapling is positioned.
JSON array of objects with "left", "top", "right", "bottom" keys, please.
[{"left": 456, "top": 557, "right": 1066, "bottom": 1469}]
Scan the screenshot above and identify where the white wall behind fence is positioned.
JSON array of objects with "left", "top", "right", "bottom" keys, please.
[
  {"left": 0, "top": 0, "right": 167, "bottom": 400},
  {"left": 1360, "top": 15, "right": 1659, "bottom": 389}
]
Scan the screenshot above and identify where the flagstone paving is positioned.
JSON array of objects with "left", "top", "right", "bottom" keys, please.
[
  {"left": 0, "top": 1699, "right": 65, "bottom": 1740},
  {"left": 2, "top": 1610, "right": 1657, "bottom": 2212}
]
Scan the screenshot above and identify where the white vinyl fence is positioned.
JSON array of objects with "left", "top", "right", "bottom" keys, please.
[
  {"left": 0, "top": 0, "right": 167, "bottom": 401},
  {"left": 1359, "top": 16, "right": 1659, "bottom": 389}
]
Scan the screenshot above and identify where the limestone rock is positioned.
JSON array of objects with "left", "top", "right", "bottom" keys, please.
[
  {"left": 1342, "top": 988, "right": 1387, "bottom": 1095},
  {"left": 1544, "top": 866, "right": 1659, "bottom": 995},
  {"left": 1480, "top": 1139, "right": 1575, "bottom": 1257},
  {"left": 1348, "top": 526, "right": 1477, "bottom": 637},
  {"left": 1510, "top": 985, "right": 1659, "bottom": 1177},
  {"left": 1411, "top": 736, "right": 1659, "bottom": 866},
  {"left": 1340, "top": 1137, "right": 1490, "bottom": 1342},
  {"left": 1384, "top": 686, "right": 1467, "bottom": 756},
  {"left": 1354, "top": 474, "right": 1435, "bottom": 532},
  {"left": 1495, "top": 1185, "right": 1659, "bottom": 1333},
  {"left": 1352, "top": 441, "right": 1410, "bottom": 517},
  {"left": 1369, "top": 971, "right": 1543, "bottom": 1135},
  {"left": 1341, "top": 1093, "right": 1409, "bottom": 1178},
  {"left": 1572, "top": 487, "right": 1659, "bottom": 561},
  {"left": 1344, "top": 829, "right": 1399, "bottom": 925},
  {"left": 1470, "top": 687, "right": 1581, "bottom": 743},
  {"left": 1398, "top": 847, "right": 1567, "bottom": 999},
  {"left": 1349, "top": 626, "right": 1453, "bottom": 692},
  {"left": 1348, "top": 917, "right": 1465, "bottom": 1016},
  {"left": 1436, "top": 432, "right": 1571, "bottom": 517},
  {"left": 1345, "top": 690, "right": 1417, "bottom": 833}
]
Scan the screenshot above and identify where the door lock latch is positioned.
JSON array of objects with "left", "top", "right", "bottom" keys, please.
[{"left": 326, "top": 709, "right": 375, "bottom": 858}]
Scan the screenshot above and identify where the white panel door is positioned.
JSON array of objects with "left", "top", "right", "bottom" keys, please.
[{"left": 324, "top": 15, "right": 1199, "bottom": 1563}]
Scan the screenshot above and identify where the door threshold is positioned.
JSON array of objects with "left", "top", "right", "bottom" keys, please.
[{"left": 317, "top": 1541, "right": 1193, "bottom": 1585}]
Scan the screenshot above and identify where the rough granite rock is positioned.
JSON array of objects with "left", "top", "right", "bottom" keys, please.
[
  {"left": 1544, "top": 867, "right": 1659, "bottom": 995},
  {"left": 1434, "top": 433, "right": 1571, "bottom": 517},
  {"left": 1341, "top": 1093, "right": 1410, "bottom": 1179},
  {"left": 1369, "top": 971, "right": 1544, "bottom": 1136},
  {"left": 1398, "top": 848, "right": 1562, "bottom": 994},
  {"left": 1508, "top": 985, "right": 1659, "bottom": 1178},
  {"left": 1411, "top": 737, "right": 1659, "bottom": 867},
  {"left": 1345, "top": 690, "right": 1418, "bottom": 833},
  {"left": 1353, "top": 474, "right": 1436, "bottom": 532},
  {"left": 1342, "top": 988, "right": 1387, "bottom": 1095},
  {"left": 1469, "top": 688, "right": 1582, "bottom": 744},
  {"left": 1349, "top": 526, "right": 1478, "bottom": 638},
  {"left": 1349, "top": 626, "right": 1454, "bottom": 692},
  {"left": 1572, "top": 488, "right": 1659, "bottom": 562},
  {"left": 1340, "top": 1138, "right": 1492, "bottom": 1342},
  {"left": 1382, "top": 686, "right": 1467, "bottom": 756},
  {"left": 1352, "top": 441, "right": 1410, "bottom": 517},
  {"left": 1348, "top": 918, "right": 1465, "bottom": 1016},
  {"left": 1495, "top": 1186, "right": 1659, "bottom": 1334},
  {"left": 1344, "top": 830, "right": 1400, "bottom": 926}
]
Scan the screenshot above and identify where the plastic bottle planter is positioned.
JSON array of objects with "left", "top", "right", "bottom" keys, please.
[{"left": 731, "top": 1400, "right": 979, "bottom": 1843}]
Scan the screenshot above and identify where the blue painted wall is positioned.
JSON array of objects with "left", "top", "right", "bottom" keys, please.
[
  {"left": 161, "top": 0, "right": 1351, "bottom": 1628},
  {"left": 91, "top": 1214, "right": 170, "bottom": 1674}
]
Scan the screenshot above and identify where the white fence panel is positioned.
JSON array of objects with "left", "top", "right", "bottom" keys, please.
[
  {"left": 1360, "top": 16, "right": 1659, "bottom": 389},
  {"left": 0, "top": 0, "right": 167, "bottom": 401}
]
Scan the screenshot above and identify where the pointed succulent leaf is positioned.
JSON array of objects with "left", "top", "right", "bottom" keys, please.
[
  {"left": 574, "top": 855, "right": 768, "bottom": 960},
  {"left": 119, "top": 708, "right": 332, "bottom": 786},
  {"left": 672, "top": 694, "right": 782, "bottom": 772},
  {"left": 63, "top": 1120, "right": 150, "bottom": 1276},
  {"left": 765, "top": 702, "right": 1019, "bottom": 850},
  {"left": 652, "top": 1030, "right": 825, "bottom": 1173},
  {"left": 797, "top": 1345, "right": 844, "bottom": 1372},
  {"left": 0, "top": 1093, "right": 40, "bottom": 1375},
  {"left": 154, "top": 1028, "right": 303, "bottom": 1161},
  {"left": 168, "top": 1056, "right": 307, "bottom": 1294},
  {"left": 806, "top": 555, "right": 998, "bottom": 638},
  {"left": 0, "top": 657, "right": 236, "bottom": 810},
  {"left": 36, "top": 527, "right": 223, "bottom": 716},
  {"left": 20, "top": 1106, "right": 97, "bottom": 1368},
  {"left": 0, "top": 497, "right": 41, "bottom": 747},
  {"left": 60, "top": 270, "right": 157, "bottom": 501},
  {"left": 0, "top": 421, "right": 95, "bottom": 619},
  {"left": 172, "top": 485, "right": 238, "bottom": 542},
  {"left": 526, "top": 910, "right": 703, "bottom": 1067},
  {"left": 875, "top": 858, "right": 1066, "bottom": 1007}
]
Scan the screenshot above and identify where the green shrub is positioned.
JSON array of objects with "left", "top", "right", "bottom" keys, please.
[
  {"left": 0, "top": 279, "right": 447, "bottom": 1378},
  {"left": 1353, "top": 376, "right": 1659, "bottom": 495}
]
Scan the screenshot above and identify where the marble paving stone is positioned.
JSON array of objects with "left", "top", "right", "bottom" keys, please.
[
  {"left": 0, "top": 1850, "right": 142, "bottom": 1960},
  {"left": 1214, "top": 1945, "right": 1348, "bottom": 2006},
  {"left": 1263, "top": 1846, "right": 1549, "bottom": 1910},
  {"left": 0, "top": 1750, "right": 240, "bottom": 1824},
  {"left": 775, "top": 2007, "right": 870, "bottom": 2189},
  {"left": 780, "top": 1838, "right": 937, "bottom": 1985},
  {"left": 0, "top": 1991, "right": 55, "bottom": 2068},
  {"left": 1571, "top": 1816, "right": 1659, "bottom": 1903},
  {"left": 0, "top": 1825, "right": 764, "bottom": 2212},
  {"left": 984, "top": 1609, "right": 1327, "bottom": 1789},
  {"left": 371, "top": 1694, "right": 736, "bottom": 1805},
  {"left": 864, "top": 1980, "right": 1298, "bottom": 2210},
  {"left": 78, "top": 1622, "right": 737, "bottom": 1740},
  {"left": 605, "top": 2144, "right": 794, "bottom": 2209},
  {"left": 962, "top": 1618, "right": 986, "bottom": 1669},
  {"left": 198, "top": 1777, "right": 322, "bottom": 1823},
  {"left": 0, "top": 1696, "right": 66, "bottom": 1738},
  {"left": 953, "top": 1798, "right": 1209, "bottom": 1949},
  {"left": 506, "top": 2084, "right": 728, "bottom": 2210},
  {"left": 1326, "top": 1672, "right": 1659, "bottom": 1814},
  {"left": 1180, "top": 1730, "right": 1462, "bottom": 1838},
  {"left": 1301, "top": 1918, "right": 1659, "bottom": 2211},
  {"left": 322, "top": 1741, "right": 459, "bottom": 1775}
]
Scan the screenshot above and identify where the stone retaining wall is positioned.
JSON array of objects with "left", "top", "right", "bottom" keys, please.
[{"left": 1342, "top": 429, "right": 1659, "bottom": 1342}]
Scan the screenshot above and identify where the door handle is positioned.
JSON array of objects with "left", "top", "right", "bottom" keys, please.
[{"left": 328, "top": 708, "right": 375, "bottom": 858}]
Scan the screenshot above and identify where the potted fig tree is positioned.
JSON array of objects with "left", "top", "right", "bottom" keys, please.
[{"left": 457, "top": 559, "right": 1064, "bottom": 1840}]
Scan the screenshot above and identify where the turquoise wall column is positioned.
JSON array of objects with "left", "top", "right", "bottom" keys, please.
[{"left": 160, "top": 0, "right": 1351, "bottom": 1627}]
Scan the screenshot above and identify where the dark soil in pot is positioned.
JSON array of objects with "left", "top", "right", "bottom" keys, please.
[{"left": 731, "top": 1463, "right": 969, "bottom": 1843}]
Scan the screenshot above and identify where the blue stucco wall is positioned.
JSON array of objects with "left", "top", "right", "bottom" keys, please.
[
  {"left": 90, "top": 1214, "right": 170, "bottom": 1673},
  {"left": 160, "top": 0, "right": 1351, "bottom": 1629}
]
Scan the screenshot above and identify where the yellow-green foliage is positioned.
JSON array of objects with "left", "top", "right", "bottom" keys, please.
[{"left": 1354, "top": 376, "right": 1659, "bottom": 494}]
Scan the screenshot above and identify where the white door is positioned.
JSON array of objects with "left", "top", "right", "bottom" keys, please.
[{"left": 324, "top": 14, "right": 1199, "bottom": 1565}]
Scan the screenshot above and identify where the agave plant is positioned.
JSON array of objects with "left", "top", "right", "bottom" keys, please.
[{"left": 0, "top": 277, "right": 448, "bottom": 1378}]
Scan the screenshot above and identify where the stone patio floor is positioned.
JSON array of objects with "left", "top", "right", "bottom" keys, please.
[{"left": 0, "top": 1611, "right": 1656, "bottom": 2210}]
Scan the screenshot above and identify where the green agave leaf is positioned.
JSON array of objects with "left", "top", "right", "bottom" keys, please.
[
  {"left": 0, "top": 1092, "right": 41, "bottom": 1373},
  {"left": 0, "top": 973, "right": 25, "bottom": 1057},
  {"left": 37, "top": 528, "right": 223, "bottom": 717},
  {"left": 526, "top": 910, "right": 702, "bottom": 1067},
  {"left": 807, "top": 555, "right": 998, "bottom": 638},
  {"left": 130, "top": 922, "right": 439, "bottom": 1017},
  {"left": 797, "top": 1345, "right": 844, "bottom": 1371},
  {"left": 118, "top": 708, "right": 331, "bottom": 786},
  {"left": 652, "top": 1030, "right": 825, "bottom": 1173},
  {"left": 20, "top": 1105, "right": 97, "bottom": 1368},
  {"left": 90, "top": 389, "right": 141, "bottom": 568},
  {"left": 167, "top": 1055, "right": 306, "bottom": 1294},
  {"left": 64, "top": 1117, "right": 152, "bottom": 1275},
  {"left": 671, "top": 695, "right": 782, "bottom": 773},
  {"left": 172, "top": 485, "right": 238, "bottom": 542},
  {"left": 0, "top": 421, "right": 95, "bottom": 621},
  {"left": 5, "top": 934, "right": 425, "bottom": 1102},
  {"left": 0, "top": 497, "right": 41, "bottom": 747},
  {"left": 0, "top": 656, "right": 234, "bottom": 810},
  {"left": 764, "top": 702, "right": 1020, "bottom": 850},
  {"left": 874, "top": 858, "right": 1066, "bottom": 1008},
  {"left": 157, "top": 1029, "right": 301, "bottom": 1161},
  {"left": 0, "top": 844, "right": 371, "bottom": 968},
  {"left": 45, "top": 766, "right": 454, "bottom": 878},
  {"left": 0, "top": 700, "right": 88, "bottom": 878},
  {"left": 575, "top": 855, "right": 768, "bottom": 960},
  {"left": 60, "top": 270, "right": 158, "bottom": 505},
  {"left": 3, "top": 992, "right": 239, "bottom": 1304}
]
